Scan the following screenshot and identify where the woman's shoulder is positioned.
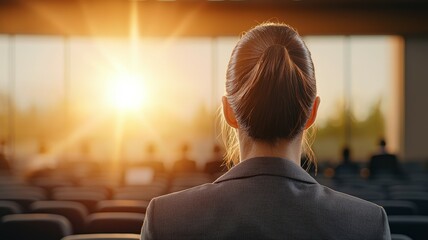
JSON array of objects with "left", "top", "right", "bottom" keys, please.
[
  {"left": 314, "top": 184, "right": 384, "bottom": 217},
  {"left": 151, "top": 182, "right": 220, "bottom": 206}
]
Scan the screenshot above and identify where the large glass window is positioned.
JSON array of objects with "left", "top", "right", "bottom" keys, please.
[
  {"left": 12, "top": 36, "right": 65, "bottom": 164},
  {"left": 305, "top": 36, "right": 402, "bottom": 163},
  {"left": 0, "top": 35, "right": 10, "bottom": 142},
  {"left": 0, "top": 34, "right": 401, "bottom": 170}
]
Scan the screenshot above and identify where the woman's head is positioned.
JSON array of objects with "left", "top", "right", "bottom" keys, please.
[{"left": 222, "top": 22, "right": 319, "bottom": 166}]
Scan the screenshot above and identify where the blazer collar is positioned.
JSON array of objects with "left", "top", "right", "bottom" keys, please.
[{"left": 214, "top": 157, "right": 317, "bottom": 184}]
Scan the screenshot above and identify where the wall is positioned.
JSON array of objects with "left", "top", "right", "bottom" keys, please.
[{"left": 403, "top": 36, "right": 428, "bottom": 160}]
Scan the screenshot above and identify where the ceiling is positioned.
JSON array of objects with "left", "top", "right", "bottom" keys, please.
[{"left": 0, "top": 0, "right": 428, "bottom": 36}]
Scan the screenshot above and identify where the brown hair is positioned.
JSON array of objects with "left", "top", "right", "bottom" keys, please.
[{"left": 222, "top": 23, "right": 317, "bottom": 167}]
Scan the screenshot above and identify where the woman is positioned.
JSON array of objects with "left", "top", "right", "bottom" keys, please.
[{"left": 141, "top": 23, "right": 390, "bottom": 240}]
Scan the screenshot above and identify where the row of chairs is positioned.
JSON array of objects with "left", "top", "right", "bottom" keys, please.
[
  {"left": 0, "top": 200, "right": 147, "bottom": 234},
  {"left": 1, "top": 172, "right": 213, "bottom": 196},
  {"left": 1, "top": 211, "right": 144, "bottom": 239},
  {"left": 1, "top": 211, "right": 143, "bottom": 240},
  {"left": 2, "top": 170, "right": 428, "bottom": 239},
  {"left": 5, "top": 185, "right": 428, "bottom": 215},
  {"left": 62, "top": 234, "right": 140, "bottom": 240},
  {"left": 1, "top": 212, "right": 427, "bottom": 240},
  {"left": 0, "top": 185, "right": 159, "bottom": 212},
  {"left": 1, "top": 202, "right": 427, "bottom": 238},
  {"left": 389, "top": 216, "right": 428, "bottom": 240}
]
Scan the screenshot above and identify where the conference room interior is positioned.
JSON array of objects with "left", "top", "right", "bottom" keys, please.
[{"left": 1, "top": 0, "right": 428, "bottom": 239}]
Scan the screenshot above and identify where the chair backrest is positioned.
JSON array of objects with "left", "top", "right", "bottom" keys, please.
[
  {"left": 86, "top": 212, "right": 145, "bottom": 234},
  {"left": 1, "top": 213, "right": 72, "bottom": 240},
  {"left": 53, "top": 186, "right": 110, "bottom": 199},
  {"left": 0, "top": 191, "right": 47, "bottom": 211},
  {"left": 0, "top": 200, "right": 22, "bottom": 218},
  {"left": 113, "top": 192, "right": 158, "bottom": 201},
  {"left": 389, "top": 215, "right": 428, "bottom": 240},
  {"left": 0, "top": 185, "right": 47, "bottom": 198},
  {"left": 113, "top": 186, "right": 164, "bottom": 201},
  {"left": 31, "top": 200, "right": 88, "bottom": 233},
  {"left": 0, "top": 175, "right": 22, "bottom": 185},
  {"left": 372, "top": 200, "right": 419, "bottom": 215},
  {"left": 32, "top": 178, "right": 74, "bottom": 190},
  {"left": 96, "top": 200, "right": 149, "bottom": 214},
  {"left": 391, "top": 234, "right": 413, "bottom": 240},
  {"left": 391, "top": 195, "right": 428, "bottom": 215},
  {"left": 53, "top": 192, "right": 106, "bottom": 213},
  {"left": 61, "top": 233, "right": 140, "bottom": 240},
  {"left": 389, "top": 184, "right": 427, "bottom": 193}
]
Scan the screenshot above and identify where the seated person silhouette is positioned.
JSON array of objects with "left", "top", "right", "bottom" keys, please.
[
  {"left": 172, "top": 143, "right": 197, "bottom": 173},
  {"left": 204, "top": 144, "right": 227, "bottom": 175},
  {"left": 137, "top": 143, "right": 165, "bottom": 173},
  {"left": 335, "top": 146, "right": 360, "bottom": 177},
  {"left": 125, "top": 143, "right": 166, "bottom": 185},
  {"left": 368, "top": 139, "right": 401, "bottom": 178}
]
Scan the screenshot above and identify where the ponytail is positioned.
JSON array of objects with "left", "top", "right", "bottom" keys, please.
[{"left": 222, "top": 23, "right": 317, "bottom": 169}]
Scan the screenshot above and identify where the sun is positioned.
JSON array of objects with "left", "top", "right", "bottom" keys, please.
[{"left": 108, "top": 74, "right": 147, "bottom": 111}]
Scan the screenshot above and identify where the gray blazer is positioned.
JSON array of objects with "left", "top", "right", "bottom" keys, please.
[{"left": 141, "top": 157, "right": 391, "bottom": 240}]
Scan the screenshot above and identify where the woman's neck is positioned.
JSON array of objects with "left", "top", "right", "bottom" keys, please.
[{"left": 238, "top": 131, "right": 303, "bottom": 166}]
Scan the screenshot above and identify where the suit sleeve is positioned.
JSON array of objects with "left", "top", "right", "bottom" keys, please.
[
  {"left": 375, "top": 206, "right": 391, "bottom": 240},
  {"left": 141, "top": 199, "right": 156, "bottom": 240}
]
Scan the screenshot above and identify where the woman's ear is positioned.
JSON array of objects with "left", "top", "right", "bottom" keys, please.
[
  {"left": 304, "top": 96, "right": 320, "bottom": 130},
  {"left": 222, "top": 96, "right": 239, "bottom": 129}
]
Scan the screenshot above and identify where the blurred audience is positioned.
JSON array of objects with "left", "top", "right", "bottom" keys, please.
[
  {"left": 124, "top": 143, "right": 166, "bottom": 185},
  {"left": 368, "top": 138, "right": 402, "bottom": 178},
  {"left": 137, "top": 143, "right": 165, "bottom": 173},
  {"left": 335, "top": 146, "right": 360, "bottom": 177},
  {"left": 172, "top": 143, "right": 196, "bottom": 173},
  {"left": 204, "top": 144, "right": 226, "bottom": 175}
]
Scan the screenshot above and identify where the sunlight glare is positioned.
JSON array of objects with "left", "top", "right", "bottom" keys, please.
[{"left": 109, "top": 74, "right": 147, "bottom": 111}]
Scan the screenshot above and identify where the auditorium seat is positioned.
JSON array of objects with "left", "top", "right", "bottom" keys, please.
[
  {"left": 113, "top": 186, "right": 164, "bottom": 201},
  {"left": 86, "top": 212, "right": 145, "bottom": 234},
  {"left": 96, "top": 200, "right": 149, "bottom": 214},
  {"left": 30, "top": 200, "right": 88, "bottom": 233},
  {"left": 390, "top": 192, "right": 428, "bottom": 199},
  {"left": 53, "top": 191, "right": 107, "bottom": 213},
  {"left": 408, "top": 174, "right": 428, "bottom": 183},
  {"left": 391, "top": 234, "right": 413, "bottom": 240},
  {"left": 0, "top": 191, "right": 47, "bottom": 211},
  {"left": 389, "top": 215, "right": 428, "bottom": 240},
  {"left": 372, "top": 200, "right": 419, "bottom": 215},
  {"left": 0, "top": 185, "right": 48, "bottom": 198},
  {"left": 0, "top": 200, "right": 22, "bottom": 218},
  {"left": 32, "top": 177, "right": 74, "bottom": 191},
  {"left": 0, "top": 175, "right": 23, "bottom": 186},
  {"left": 78, "top": 176, "right": 121, "bottom": 188},
  {"left": 53, "top": 186, "right": 110, "bottom": 200},
  {"left": 390, "top": 194, "right": 428, "bottom": 215},
  {"left": 1, "top": 213, "right": 72, "bottom": 240},
  {"left": 370, "top": 177, "right": 404, "bottom": 187},
  {"left": 61, "top": 233, "right": 140, "bottom": 240},
  {"left": 388, "top": 185, "right": 427, "bottom": 193}
]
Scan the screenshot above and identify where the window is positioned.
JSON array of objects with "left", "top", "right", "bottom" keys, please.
[{"left": 0, "top": 35, "right": 401, "bottom": 169}]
